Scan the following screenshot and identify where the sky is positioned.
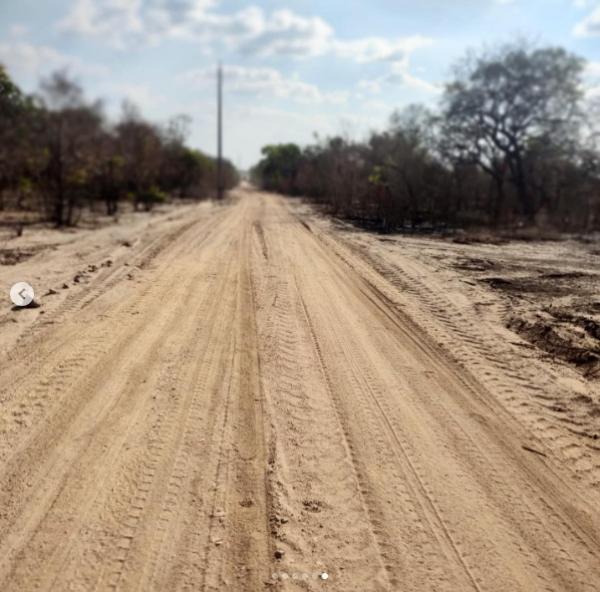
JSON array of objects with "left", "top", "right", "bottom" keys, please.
[{"left": 1, "top": 0, "right": 600, "bottom": 169}]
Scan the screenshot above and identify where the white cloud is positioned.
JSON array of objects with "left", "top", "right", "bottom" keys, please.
[
  {"left": 57, "top": 0, "right": 334, "bottom": 54},
  {"left": 232, "top": 9, "right": 333, "bottom": 58},
  {"left": 57, "top": 0, "right": 218, "bottom": 47},
  {"left": 584, "top": 61, "right": 600, "bottom": 99},
  {"left": 574, "top": 4, "right": 600, "bottom": 36},
  {"left": 55, "top": 1, "right": 436, "bottom": 117},
  {"left": 57, "top": 0, "right": 433, "bottom": 67},
  {"left": 0, "top": 40, "right": 109, "bottom": 79},
  {"left": 390, "top": 71, "right": 441, "bottom": 94},
  {"left": 357, "top": 59, "right": 440, "bottom": 96},
  {"left": 181, "top": 65, "right": 347, "bottom": 104},
  {"left": 58, "top": 0, "right": 150, "bottom": 48},
  {"left": 333, "top": 35, "right": 433, "bottom": 64},
  {"left": 586, "top": 61, "right": 600, "bottom": 77}
]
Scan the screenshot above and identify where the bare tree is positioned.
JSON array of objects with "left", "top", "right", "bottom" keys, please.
[{"left": 39, "top": 71, "right": 104, "bottom": 226}]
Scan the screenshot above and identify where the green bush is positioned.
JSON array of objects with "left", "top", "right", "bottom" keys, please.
[{"left": 138, "top": 186, "right": 167, "bottom": 211}]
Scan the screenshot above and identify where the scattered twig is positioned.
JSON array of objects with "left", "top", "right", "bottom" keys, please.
[
  {"left": 522, "top": 444, "right": 547, "bottom": 458},
  {"left": 509, "top": 341, "right": 535, "bottom": 349}
]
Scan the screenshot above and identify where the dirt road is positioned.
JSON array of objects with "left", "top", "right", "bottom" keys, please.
[{"left": 0, "top": 188, "right": 599, "bottom": 591}]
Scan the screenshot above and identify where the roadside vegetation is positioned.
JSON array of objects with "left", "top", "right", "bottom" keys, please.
[
  {"left": 252, "top": 43, "right": 600, "bottom": 233},
  {"left": 0, "top": 68, "right": 237, "bottom": 227}
]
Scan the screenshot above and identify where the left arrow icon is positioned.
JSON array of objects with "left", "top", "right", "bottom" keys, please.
[{"left": 10, "top": 282, "right": 35, "bottom": 307}]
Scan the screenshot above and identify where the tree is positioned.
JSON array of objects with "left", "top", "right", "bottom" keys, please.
[
  {"left": 115, "top": 101, "right": 163, "bottom": 210},
  {"left": 38, "top": 71, "right": 105, "bottom": 226},
  {"left": 0, "top": 66, "right": 43, "bottom": 210},
  {"left": 0, "top": 67, "right": 238, "bottom": 224},
  {"left": 254, "top": 144, "right": 303, "bottom": 194},
  {"left": 369, "top": 106, "right": 439, "bottom": 228},
  {"left": 441, "top": 43, "right": 585, "bottom": 223}
]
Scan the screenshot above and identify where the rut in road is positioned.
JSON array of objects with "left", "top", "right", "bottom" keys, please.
[{"left": 0, "top": 188, "right": 599, "bottom": 592}]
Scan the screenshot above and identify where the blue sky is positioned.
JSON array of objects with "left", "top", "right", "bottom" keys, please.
[{"left": 1, "top": 0, "right": 599, "bottom": 168}]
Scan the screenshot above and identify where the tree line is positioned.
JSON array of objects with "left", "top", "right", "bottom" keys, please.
[
  {"left": 252, "top": 43, "right": 600, "bottom": 232},
  {"left": 0, "top": 67, "right": 237, "bottom": 227}
]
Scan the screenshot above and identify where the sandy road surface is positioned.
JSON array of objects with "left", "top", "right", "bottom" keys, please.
[{"left": 0, "top": 188, "right": 599, "bottom": 591}]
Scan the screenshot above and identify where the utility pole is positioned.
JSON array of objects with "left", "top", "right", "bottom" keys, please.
[{"left": 217, "top": 62, "right": 224, "bottom": 200}]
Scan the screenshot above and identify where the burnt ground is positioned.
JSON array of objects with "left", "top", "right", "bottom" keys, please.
[{"left": 475, "top": 262, "right": 600, "bottom": 378}]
